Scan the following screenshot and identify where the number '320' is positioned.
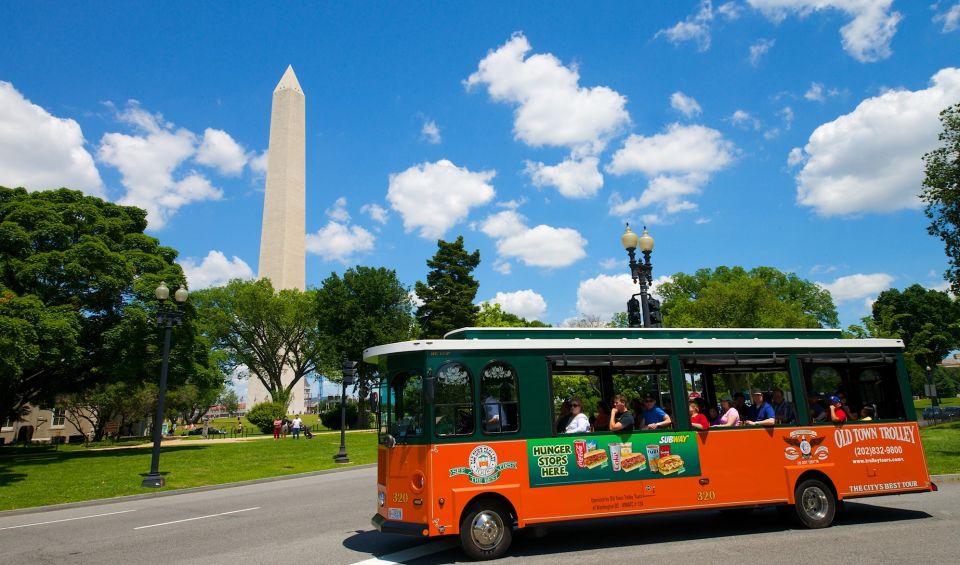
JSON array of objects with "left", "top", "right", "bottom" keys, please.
[
  {"left": 392, "top": 492, "right": 409, "bottom": 503},
  {"left": 697, "top": 490, "right": 716, "bottom": 501}
]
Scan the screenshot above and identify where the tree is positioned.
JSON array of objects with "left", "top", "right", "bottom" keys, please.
[
  {"left": 414, "top": 236, "right": 481, "bottom": 338},
  {"left": 869, "top": 284, "right": 960, "bottom": 394},
  {"left": 475, "top": 302, "right": 550, "bottom": 327},
  {"left": 193, "top": 278, "right": 322, "bottom": 409},
  {"left": 921, "top": 102, "right": 960, "bottom": 294},
  {"left": 219, "top": 388, "right": 241, "bottom": 416},
  {"left": 316, "top": 266, "right": 416, "bottom": 427},
  {"left": 658, "top": 266, "right": 838, "bottom": 328},
  {"left": 0, "top": 187, "right": 199, "bottom": 424}
]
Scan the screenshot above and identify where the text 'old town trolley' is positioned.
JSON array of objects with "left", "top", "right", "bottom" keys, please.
[{"left": 367, "top": 327, "right": 935, "bottom": 560}]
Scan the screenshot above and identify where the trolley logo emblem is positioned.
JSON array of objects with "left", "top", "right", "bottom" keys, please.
[
  {"left": 450, "top": 445, "right": 517, "bottom": 484},
  {"left": 783, "top": 430, "right": 828, "bottom": 462}
]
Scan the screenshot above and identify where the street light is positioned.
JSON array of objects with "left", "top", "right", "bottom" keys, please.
[
  {"left": 334, "top": 356, "right": 358, "bottom": 464},
  {"left": 142, "top": 281, "right": 188, "bottom": 488},
  {"left": 926, "top": 365, "right": 939, "bottom": 408},
  {"left": 621, "top": 224, "right": 660, "bottom": 328}
]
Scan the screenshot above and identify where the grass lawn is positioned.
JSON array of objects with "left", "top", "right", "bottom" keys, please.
[
  {"left": 0, "top": 431, "right": 377, "bottom": 511},
  {"left": 914, "top": 397, "right": 960, "bottom": 409},
  {"left": 920, "top": 419, "right": 960, "bottom": 476}
]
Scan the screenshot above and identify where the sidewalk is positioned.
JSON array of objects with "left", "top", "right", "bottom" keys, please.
[{"left": 84, "top": 429, "right": 377, "bottom": 451}]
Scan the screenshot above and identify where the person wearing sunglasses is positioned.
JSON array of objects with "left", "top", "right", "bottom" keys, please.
[{"left": 563, "top": 398, "right": 590, "bottom": 434}]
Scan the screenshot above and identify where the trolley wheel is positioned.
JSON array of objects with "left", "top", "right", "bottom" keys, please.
[
  {"left": 794, "top": 478, "right": 836, "bottom": 528},
  {"left": 459, "top": 500, "right": 513, "bottom": 561}
]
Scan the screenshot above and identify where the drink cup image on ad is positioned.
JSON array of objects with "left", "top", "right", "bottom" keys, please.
[
  {"left": 646, "top": 445, "right": 661, "bottom": 472},
  {"left": 610, "top": 443, "right": 622, "bottom": 471}
]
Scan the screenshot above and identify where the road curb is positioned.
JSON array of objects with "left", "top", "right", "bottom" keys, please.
[
  {"left": 0, "top": 463, "right": 376, "bottom": 518},
  {"left": 932, "top": 473, "right": 960, "bottom": 483}
]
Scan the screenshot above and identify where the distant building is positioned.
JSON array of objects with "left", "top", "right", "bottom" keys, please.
[{"left": 1, "top": 406, "right": 94, "bottom": 445}]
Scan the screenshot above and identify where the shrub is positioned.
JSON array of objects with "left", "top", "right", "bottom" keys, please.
[
  {"left": 246, "top": 401, "right": 287, "bottom": 434},
  {"left": 321, "top": 402, "right": 359, "bottom": 430}
]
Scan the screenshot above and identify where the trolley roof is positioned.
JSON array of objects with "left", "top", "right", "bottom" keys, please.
[{"left": 362, "top": 327, "right": 903, "bottom": 364}]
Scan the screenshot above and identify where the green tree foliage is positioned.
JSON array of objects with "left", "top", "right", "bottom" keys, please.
[
  {"left": 192, "top": 278, "right": 321, "bottom": 409},
  {"left": 219, "top": 388, "right": 241, "bottom": 416},
  {"left": 921, "top": 103, "right": 960, "bottom": 294},
  {"left": 0, "top": 187, "right": 207, "bottom": 423},
  {"left": 414, "top": 236, "right": 480, "bottom": 338},
  {"left": 867, "top": 284, "right": 960, "bottom": 395},
  {"left": 320, "top": 401, "right": 360, "bottom": 430},
  {"left": 474, "top": 302, "right": 550, "bottom": 327},
  {"left": 316, "top": 266, "right": 416, "bottom": 427},
  {"left": 658, "top": 266, "right": 838, "bottom": 328},
  {"left": 245, "top": 401, "right": 287, "bottom": 434}
]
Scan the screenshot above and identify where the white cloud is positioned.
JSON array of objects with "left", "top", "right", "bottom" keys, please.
[
  {"left": 465, "top": 33, "right": 630, "bottom": 155},
  {"left": 195, "top": 128, "right": 248, "bottom": 176},
  {"left": 421, "top": 119, "right": 442, "bottom": 144},
  {"left": 749, "top": 38, "right": 775, "bottom": 66},
  {"left": 249, "top": 150, "right": 268, "bottom": 176},
  {"left": 179, "top": 250, "right": 254, "bottom": 290},
  {"left": 747, "top": 0, "right": 902, "bottom": 63},
  {"left": 409, "top": 291, "right": 425, "bottom": 308},
  {"left": 606, "top": 122, "right": 734, "bottom": 220},
  {"left": 817, "top": 273, "right": 894, "bottom": 302},
  {"left": 608, "top": 123, "right": 735, "bottom": 177},
  {"left": 326, "top": 196, "right": 351, "bottom": 222},
  {"left": 655, "top": 0, "right": 715, "bottom": 52},
  {"left": 480, "top": 209, "right": 587, "bottom": 268},
  {"left": 935, "top": 2, "right": 960, "bottom": 32},
  {"left": 97, "top": 101, "right": 223, "bottom": 229},
  {"left": 575, "top": 273, "right": 672, "bottom": 320},
  {"left": 779, "top": 106, "right": 794, "bottom": 129},
  {"left": 730, "top": 109, "right": 762, "bottom": 130},
  {"left": 695, "top": 217, "right": 712, "bottom": 224},
  {"left": 805, "top": 82, "right": 826, "bottom": 101},
  {"left": 387, "top": 159, "right": 496, "bottom": 239},
  {"left": 794, "top": 67, "right": 960, "bottom": 216},
  {"left": 305, "top": 221, "right": 375, "bottom": 263},
  {"left": 600, "top": 257, "right": 620, "bottom": 270},
  {"left": 787, "top": 147, "right": 805, "bottom": 167},
  {"left": 670, "top": 91, "right": 703, "bottom": 118},
  {"left": 493, "top": 260, "right": 512, "bottom": 275},
  {"left": 525, "top": 156, "right": 603, "bottom": 198},
  {"left": 0, "top": 81, "right": 104, "bottom": 196},
  {"left": 717, "top": 1, "right": 742, "bottom": 19},
  {"left": 361, "top": 203, "right": 389, "bottom": 224},
  {"left": 485, "top": 290, "right": 548, "bottom": 320}
]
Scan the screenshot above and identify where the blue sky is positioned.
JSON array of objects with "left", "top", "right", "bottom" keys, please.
[{"left": 2, "top": 0, "right": 960, "bottom": 337}]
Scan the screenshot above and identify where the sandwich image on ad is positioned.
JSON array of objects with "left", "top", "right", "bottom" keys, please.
[
  {"left": 584, "top": 449, "right": 608, "bottom": 469},
  {"left": 657, "top": 454, "right": 685, "bottom": 475},
  {"left": 620, "top": 452, "right": 647, "bottom": 472}
]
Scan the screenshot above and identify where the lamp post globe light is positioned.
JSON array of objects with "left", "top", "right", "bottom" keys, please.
[
  {"left": 334, "top": 356, "right": 358, "bottom": 464},
  {"left": 142, "top": 281, "right": 188, "bottom": 488},
  {"left": 621, "top": 224, "right": 661, "bottom": 328}
]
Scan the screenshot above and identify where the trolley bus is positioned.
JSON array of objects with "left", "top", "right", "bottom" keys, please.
[{"left": 367, "top": 327, "right": 935, "bottom": 560}]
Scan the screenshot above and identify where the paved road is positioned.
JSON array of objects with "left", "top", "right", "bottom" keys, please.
[{"left": 1, "top": 468, "right": 957, "bottom": 564}]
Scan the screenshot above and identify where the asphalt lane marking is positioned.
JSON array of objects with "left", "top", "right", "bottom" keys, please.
[
  {"left": 350, "top": 539, "right": 458, "bottom": 565},
  {"left": 0, "top": 509, "right": 137, "bottom": 531},
  {"left": 133, "top": 506, "right": 260, "bottom": 530}
]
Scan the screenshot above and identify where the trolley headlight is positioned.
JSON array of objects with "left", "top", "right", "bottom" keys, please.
[{"left": 378, "top": 490, "right": 386, "bottom": 507}]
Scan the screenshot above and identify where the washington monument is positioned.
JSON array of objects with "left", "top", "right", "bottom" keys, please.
[
  {"left": 259, "top": 65, "right": 305, "bottom": 292},
  {"left": 252, "top": 65, "right": 307, "bottom": 413}
]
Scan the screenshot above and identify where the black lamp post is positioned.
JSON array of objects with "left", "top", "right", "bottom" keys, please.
[
  {"left": 334, "top": 357, "right": 358, "bottom": 464},
  {"left": 621, "top": 224, "right": 659, "bottom": 328},
  {"left": 926, "top": 365, "right": 940, "bottom": 408},
  {"left": 142, "top": 281, "right": 188, "bottom": 488}
]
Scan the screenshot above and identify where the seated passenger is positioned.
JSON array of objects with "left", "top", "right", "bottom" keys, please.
[
  {"left": 609, "top": 394, "right": 635, "bottom": 433},
  {"left": 828, "top": 395, "right": 848, "bottom": 422},
  {"left": 809, "top": 394, "right": 827, "bottom": 422},
  {"left": 733, "top": 392, "right": 749, "bottom": 422},
  {"left": 555, "top": 400, "right": 572, "bottom": 433},
  {"left": 563, "top": 398, "right": 591, "bottom": 434},
  {"left": 631, "top": 398, "right": 644, "bottom": 426},
  {"left": 689, "top": 400, "right": 710, "bottom": 430},
  {"left": 745, "top": 389, "right": 775, "bottom": 426},
  {"left": 593, "top": 401, "right": 611, "bottom": 431},
  {"left": 714, "top": 395, "right": 740, "bottom": 427},
  {"left": 859, "top": 405, "right": 875, "bottom": 421},
  {"left": 707, "top": 405, "right": 721, "bottom": 426},
  {"left": 482, "top": 393, "right": 506, "bottom": 432},
  {"left": 771, "top": 388, "right": 796, "bottom": 424},
  {"left": 642, "top": 395, "right": 672, "bottom": 430}
]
